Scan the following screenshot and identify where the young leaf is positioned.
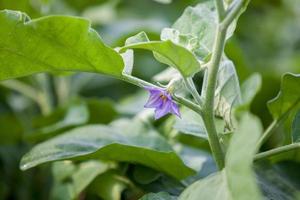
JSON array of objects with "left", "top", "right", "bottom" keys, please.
[
  {"left": 179, "top": 114, "right": 262, "bottom": 200},
  {"left": 0, "top": 10, "right": 124, "bottom": 80},
  {"left": 172, "top": 1, "right": 236, "bottom": 55},
  {"left": 20, "top": 120, "right": 195, "bottom": 180},
  {"left": 120, "top": 32, "right": 200, "bottom": 77}
]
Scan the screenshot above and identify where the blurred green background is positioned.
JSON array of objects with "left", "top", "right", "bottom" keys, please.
[{"left": 0, "top": 0, "right": 299, "bottom": 199}]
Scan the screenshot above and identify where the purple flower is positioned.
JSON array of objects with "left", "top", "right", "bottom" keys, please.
[{"left": 144, "top": 86, "right": 181, "bottom": 120}]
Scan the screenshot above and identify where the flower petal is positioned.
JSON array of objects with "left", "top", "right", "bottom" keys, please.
[
  {"left": 170, "top": 102, "right": 181, "bottom": 118},
  {"left": 154, "top": 100, "right": 172, "bottom": 119},
  {"left": 144, "top": 93, "right": 163, "bottom": 108},
  {"left": 144, "top": 86, "right": 163, "bottom": 95}
]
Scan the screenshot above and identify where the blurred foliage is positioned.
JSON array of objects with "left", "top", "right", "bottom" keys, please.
[{"left": 0, "top": 0, "right": 299, "bottom": 199}]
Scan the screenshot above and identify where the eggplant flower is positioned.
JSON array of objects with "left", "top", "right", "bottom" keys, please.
[{"left": 144, "top": 86, "right": 181, "bottom": 120}]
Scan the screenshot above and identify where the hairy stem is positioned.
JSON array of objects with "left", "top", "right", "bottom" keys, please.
[
  {"left": 221, "top": 0, "right": 246, "bottom": 29},
  {"left": 254, "top": 143, "right": 300, "bottom": 161},
  {"left": 256, "top": 99, "right": 299, "bottom": 149},
  {"left": 183, "top": 77, "right": 203, "bottom": 107},
  {"left": 215, "top": 0, "right": 226, "bottom": 20},
  {"left": 202, "top": 26, "right": 227, "bottom": 170}
]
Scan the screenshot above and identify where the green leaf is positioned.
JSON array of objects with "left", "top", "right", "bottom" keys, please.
[
  {"left": 26, "top": 100, "right": 89, "bottom": 141},
  {"left": 120, "top": 32, "right": 200, "bottom": 77},
  {"left": 240, "top": 73, "right": 262, "bottom": 108},
  {"left": 0, "top": 10, "right": 124, "bottom": 81},
  {"left": 88, "top": 170, "right": 128, "bottom": 200},
  {"left": 179, "top": 114, "right": 262, "bottom": 200},
  {"left": 85, "top": 98, "right": 118, "bottom": 124},
  {"left": 51, "top": 160, "right": 108, "bottom": 200},
  {"left": 292, "top": 110, "right": 300, "bottom": 142},
  {"left": 267, "top": 73, "right": 300, "bottom": 143},
  {"left": 268, "top": 73, "right": 300, "bottom": 119},
  {"left": 173, "top": 108, "right": 207, "bottom": 139},
  {"left": 133, "top": 165, "right": 162, "bottom": 185},
  {"left": 210, "top": 59, "right": 242, "bottom": 129},
  {"left": 255, "top": 162, "right": 299, "bottom": 200},
  {"left": 140, "top": 192, "right": 177, "bottom": 200},
  {"left": 225, "top": 114, "right": 262, "bottom": 200},
  {"left": 172, "top": 1, "right": 235, "bottom": 56},
  {"left": 20, "top": 119, "right": 195, "bottom": 180}
]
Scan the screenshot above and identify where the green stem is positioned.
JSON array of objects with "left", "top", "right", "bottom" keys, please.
[
  {"left": 36, "top": 74, "right": 55, "bottom": 114},
  {"left": 0, "top": 79, "right": 50, "bottom": 115},
  {"left": 221, "top": 0, "right": 246, "bottom": 29},
  {"left": 254, "top": 143, "right": 300, "bottom": 161},
  {"left": 256, "top": 120, "right": 278, "bottom": 150},
  {"left": 55, "top": 76, "right": 71, "bottom": 106},
  {"left": 215, "top": 0, "right": 226, "bottom": 20},
  {"left": 256, "top": 99, "right": 299, "bottom": 149},
  {"left": 1, "top": 80, "right": 38, "bottom": 102},
  {"left": 202, "top": 26, "right": 227, "bottom": 170},
  {"left": 183, "top": 77, "right": 203, "bottom": 107}
]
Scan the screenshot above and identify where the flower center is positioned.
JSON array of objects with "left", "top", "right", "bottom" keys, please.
[{"left": 160, "top": 93, "right": 167, "bottom": 102}]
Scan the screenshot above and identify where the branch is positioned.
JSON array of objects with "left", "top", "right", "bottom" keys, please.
[
  {"left": 183, "top": 77, "right": 203, "bottom": 107},
  {"left": 215, "top": 0, "right": 226, "bottom": 20},
  {"left": 254, "top": 143, "right": 300, "bottom": 162},
  {"left": 221, "top": 0, "right": 246, "bottom": 29}
]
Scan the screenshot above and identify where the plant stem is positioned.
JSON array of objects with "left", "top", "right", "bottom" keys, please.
[
  {"left": 256, "top": 99, "right": 299, "bottom": 149},
  {"left": 221, "top": 0, "right": 246, "bottom": 29},
  {"left": 0, "top": 79, "right": 50, "bottom": 115},
  {"left": 183, "top": 77, "right": 203, "bottom": 107},
  {"left": 1, "top": 80, "right": 38, "bottom": 102},
  {"left": 215, "top": 0, "right": 226, "bottom": 20},
  {"left": 254, "top": 143, "right": 300, "bottom": 161},
  {"left": 256, "top": 120, "right": 278, "bottom": 150},
  {"left": 202, "top": 26, "right": 227, "bottom": 170},
  {"left": 36, "top": 74, "right": 55, "bottom": 114}
]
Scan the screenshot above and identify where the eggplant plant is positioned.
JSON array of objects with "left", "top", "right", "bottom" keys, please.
[{"left": 0, "top": 0, "right": 299, "bottom": 199}]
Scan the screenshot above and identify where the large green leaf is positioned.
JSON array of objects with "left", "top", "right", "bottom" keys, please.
[
  {"left": 179, "top": 114, "right": 262, "bottom": 200},
  {"left": 20, "top": 119, "right": 195, "bottom": 180},
  {"left": 120, "top": 32, "right": 200, "bottom": 77},
  {"left": 0, "top": 10, "right": 124, "bottom": 80}
]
